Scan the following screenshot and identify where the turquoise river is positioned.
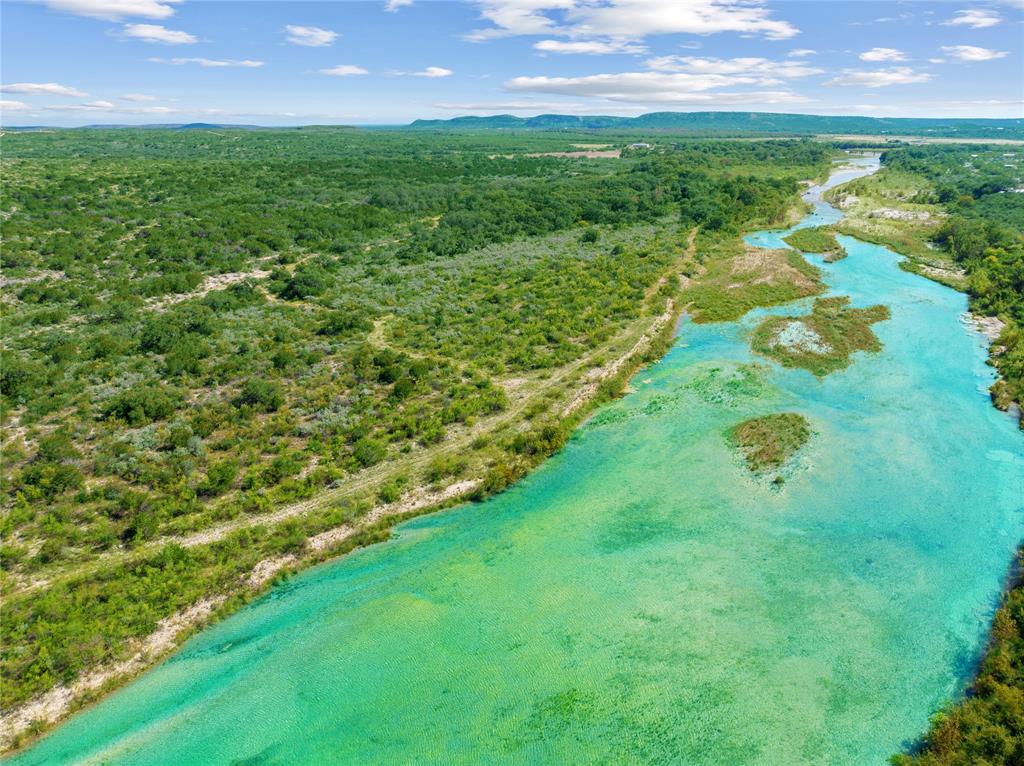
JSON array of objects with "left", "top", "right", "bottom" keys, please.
[{"left": 10, "top": 156, "right": 1024, "bottom": 765}]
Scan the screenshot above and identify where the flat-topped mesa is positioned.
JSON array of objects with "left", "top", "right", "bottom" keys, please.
[{"left": 751, "top": 296, "right": 891, "bottom": 377}]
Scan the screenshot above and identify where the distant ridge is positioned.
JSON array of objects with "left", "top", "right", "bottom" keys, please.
[
  {"left": 4, "top": 112, "right": 1022, "bottom": 139},
  {"left": 407, "top": 111, "right": 1024, "bottom": 139},
  {"left": 3, "top": 122, "right": 262, "bottom": 131}
]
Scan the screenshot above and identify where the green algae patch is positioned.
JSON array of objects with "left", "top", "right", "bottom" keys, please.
[
  {"left": 729, "top": 413, "right": 811, "bottom": 472},
  {"left": 751, "top": 296, "right": 890, "bottom": 377},
  {"left": 683, "top": 362, "right": 770, "bottom": 406},
  {"left": 783, "top": 226, "right": 846, "bottom": 262},
  {"left": 587, "top": 363, "right": 769, "bottom": 430}
]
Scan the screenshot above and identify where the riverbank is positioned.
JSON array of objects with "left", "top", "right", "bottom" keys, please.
[
  {"left": 2, "top": 219, "right": 706, "bottom": 752},
  {"left": 893, "top": 545, "right": 1024, "bottom": 766},
  {"left": 823, "top": 156, "right": 1021, "bottom": 427}
]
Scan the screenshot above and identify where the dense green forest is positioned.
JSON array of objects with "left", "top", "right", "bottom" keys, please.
[{"left": 0, "top": 129, "right": 831, "bottom": 732}]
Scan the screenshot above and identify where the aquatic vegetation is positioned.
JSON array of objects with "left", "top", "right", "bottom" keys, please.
[
  {"left": 751, "top": 296, "right": 891, "bottom": 377},
  {"left": 783, "top": 226, "right": 846, "bottom": 262},
  {"left": 683, "top": 363, "right": 770, "bottom": 406},
  {"left": 728, "top": 412, "right": 811, "bottom": 472}
]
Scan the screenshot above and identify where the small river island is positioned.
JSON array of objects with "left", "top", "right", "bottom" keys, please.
[
  {"left": 751, "top": 296, "right": 891, "bottom": 377},
  {"left": 728, "top": 412, "right": 811, "bottom": 473},
  {"left": 783, "top": 226, "right": 847, "bottom": 262}
]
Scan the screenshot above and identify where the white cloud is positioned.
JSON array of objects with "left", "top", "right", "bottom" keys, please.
[
  {"left": 49, "top": 100, "right": 117, "bottom": 111},
  {"left": 466, "top": 0, "right": 571, "bottom": 40},
  {"left": 284, "top": 25, "right": 338, "bottom": 47},
  {"left": 1, "top": 82, "right": 87, "bottom": 97},
  {"left": 468, "top": 0, "right": 799, "bottom": 42},
  {"left": 873, "top": 12, "right": 914, "bottom": 23},
  {"left": 149, "top": 57, "right": 264, "bottom": 67},
  {"left": 824, "top": 67, "right": 932, "bottom": 88},
  {"left": 385, "top": 0, "right": 413, "bottom": 10},
  {"left": 788, "top": 48, "right": 816, "bottom": 58},
  {"left": 40, "top": 0, "right": 181, "bottom": 21},
  {"left": 574, "top": 0, "right": 799, "bottom": 40},
  {"left": 320, "top": 64, "right": 369, "bottom": 76},
  {"left": 121, "top": 23, "right": 196, "bottom": 44},
  {"left": 940, "top": 44, "right": 1009, "bottom": 61},
  {"left": 534, "top": 39, "right": 646, "bottom": 54},
  {"left": 942, "top": 9, "right": 1002, "bottom": 28},
  {"left": 0, "top": 100, "right": 32, "bottom": 111},
  {"left": 42, "top": 101, "right": 192, "bottom": 115},
  {"left": 414, "top": 66, "right": 453, "bottom": 77},
  {"left": 859, "top": 47, "right": 907, "bottom": 62},
  {"left": 120, "top": 92, "right": 158, "bottom": 101},
  {"left": 504, "top": 71, "right": 808, "bottom": 105},
  {"left": 645, "top": 55, "right": 822, "bottom": 80}
]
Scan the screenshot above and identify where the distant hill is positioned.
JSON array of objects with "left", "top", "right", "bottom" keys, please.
[{"left": 408, "top": 111, "right": 1024, "bottom": 139}]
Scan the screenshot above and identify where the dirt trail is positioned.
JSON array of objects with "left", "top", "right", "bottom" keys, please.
[{"left": 8, "top": 251, "right": 688, "bottom": 600}]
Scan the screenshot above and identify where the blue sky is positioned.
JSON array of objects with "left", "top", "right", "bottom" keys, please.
[{"left": 2, "top": 0, "right": 1021, "bottom": 125}]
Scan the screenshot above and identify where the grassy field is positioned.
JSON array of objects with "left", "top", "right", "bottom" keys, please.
[{"left": 681, "top": 235, "right": 825, "bottom": 323}]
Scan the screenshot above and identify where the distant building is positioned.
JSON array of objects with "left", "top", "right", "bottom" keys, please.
[{"left": 629, "top": 142, "right": 652, "bottom": 149}]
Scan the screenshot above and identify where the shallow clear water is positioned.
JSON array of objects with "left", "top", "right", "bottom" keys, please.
[{"left": 12, "top": 158, "right": 1024, "bottom": 766}]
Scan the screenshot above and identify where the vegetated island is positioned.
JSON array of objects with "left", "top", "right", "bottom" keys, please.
[
  {"left": 728, "top": 412, "right": 811, "bottom": 473},
  {"left": 751, "top": 296, "right": 891, "bottom": 377},
  {"left": 682, "top": 245, "right": 824, "bottom": 323},
  {"left": 783, "top": 226, "right": 847, "bottom": 262}
]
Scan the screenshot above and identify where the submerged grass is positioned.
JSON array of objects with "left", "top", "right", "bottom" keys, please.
[
  {"left": 891, "top": 548, "right": 1024, "bottom": 766},
  {"left": 751, "top": 296, "right": 891, "bottom": 377}
]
